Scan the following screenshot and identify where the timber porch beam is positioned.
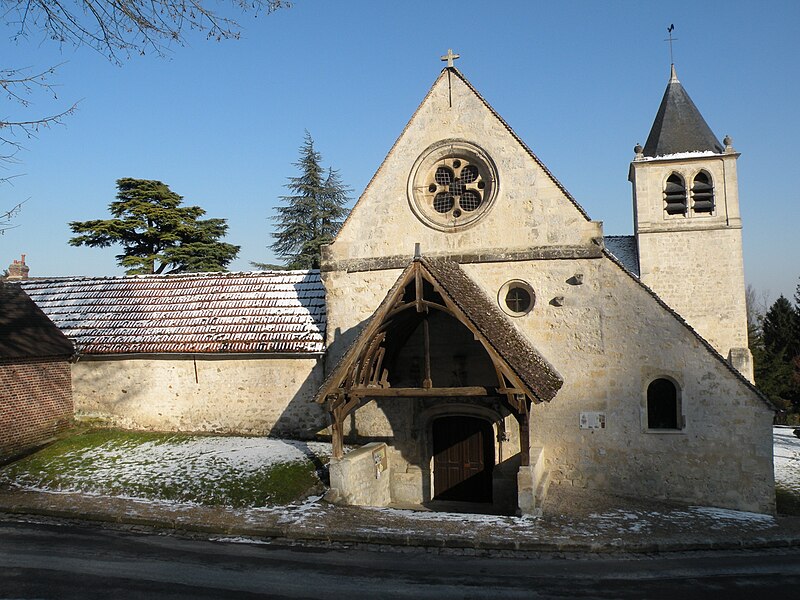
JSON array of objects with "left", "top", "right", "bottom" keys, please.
[{"left": 347, "top": 386, "right": 504, "bottom": 397}]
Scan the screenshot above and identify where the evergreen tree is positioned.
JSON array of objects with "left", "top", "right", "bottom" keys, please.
[
  {"left": 755, "top": 293, "right": 800, "bottom": 422},
  {"left": 69, "top": 178, "right": 240, "bottom": 275},
  {"left": 270, "top": 133, "right": 351, "bottom": 270},
  {"left": 763, "top": 296, "right": 799, "bottom": 357},
  {"left": 795, "top": 279, "right": 800, "bottom": 353}
]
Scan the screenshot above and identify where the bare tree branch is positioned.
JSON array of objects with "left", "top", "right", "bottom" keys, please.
[
  {"left": 3, "top": 0, "right": 289, "bottom": 63},
  {"left": 0, "top": 65, "right": 78, "bottom": 168},
  {"left": 1, "top": 1, "right": 289, "bottom": 228},
  {"left": 0, "top": 198, "right": 26, "bottom": 233}
]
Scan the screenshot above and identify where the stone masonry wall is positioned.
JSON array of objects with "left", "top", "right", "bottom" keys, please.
[
  {"left": 323, "top": 256, "right": 774, "bottom": 513},
  {"left": 631, "top": 153, "right": 750, "bottom": 374},
  {"left": 466, "top": 258, "right": 773, "bottom": 513},
  {"left": 330, "top": 70, "right": 602, "bottom": 265},
  {"left": 72, "top": 355, "right": 326, "bottom": 438},
  {"left": 638, "top": 227, "right": 749, "bottom": 365},
  {"left": 0, "top": 357, "right": 73, "bottom": 460}
]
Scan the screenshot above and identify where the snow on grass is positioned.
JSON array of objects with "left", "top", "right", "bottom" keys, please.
[
  {"left": 774, "top": 426, "right": 800, "bottom": 515},
  {"left": 67, "top": 436, "right": 329, "bottom": 482},
  {"left": 0, "top": 431, "right": 333, "bottom": 508},
  {"left": 774, "top": 426, "right": 800, "bottom": 494}
]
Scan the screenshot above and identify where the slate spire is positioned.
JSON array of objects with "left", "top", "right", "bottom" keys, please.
[{"left": 642, "top": 65, "right": 723, "bottom": 158}]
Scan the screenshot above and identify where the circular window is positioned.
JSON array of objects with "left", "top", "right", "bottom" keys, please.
[
  {"left": 498, "top": 280, "right": 535, "bottom": 317},
  {"left": 408, "top": 140, "right": 498, "bottom": 231}
]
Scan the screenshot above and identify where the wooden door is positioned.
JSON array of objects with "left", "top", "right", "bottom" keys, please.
[{"left": 433, "top": 416, "right": 493, "bottom": 502}]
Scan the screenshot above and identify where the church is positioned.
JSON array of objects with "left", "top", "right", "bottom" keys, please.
[
  {"left": 314, "top": 55, "right": 772, "bottom": 514},
  {"left": 17, "top": 55, "right": 774, "bottom": 515}
]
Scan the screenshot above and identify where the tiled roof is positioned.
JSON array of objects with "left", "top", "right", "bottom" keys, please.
[
  {"left": 643, "top": 66, "right": 723, "bottom": 158},
  {"left": 19, "top": 271, "right": 325, "bottom": 355},
  {"left": 0, "top": 283, "right": 74, "bottom": 359},
  {"left": 423, "top": 257, "right": 563, "bottom": 402},
  {"left": 604, "top": 235, "right": 640, "bottom": 277},
  {"left": 316, "top": 257, "right": 563, "bottom": 404}
]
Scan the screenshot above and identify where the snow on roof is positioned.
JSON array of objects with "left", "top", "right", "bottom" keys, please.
[
  {"left": 19, "top": 271, "right": 326, "bottom": 355},
  {"left": 637, "top": 150, "right": 721, "bottom": 162},
  {"left": 642, "top": 70, "right": 723, "bottom": 158}
]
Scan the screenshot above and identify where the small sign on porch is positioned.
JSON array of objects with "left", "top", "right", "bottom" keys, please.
[
  {"left": 372, "top": 446, "right": 387, "bottom": 479},
  {"left": 579, "top": 412, "right": 606, "bottom": 430}
]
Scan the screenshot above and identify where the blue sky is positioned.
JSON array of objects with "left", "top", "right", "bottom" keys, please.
[{"left": 2, "top": 0, "right": 798, "bottom": 303}]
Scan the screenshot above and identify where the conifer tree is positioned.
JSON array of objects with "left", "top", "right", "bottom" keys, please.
[
  {"left": 69, "top": 178, "right": 240, "bottom": 275},
  {"left": 755, "top": 293, "right": 800, "bottom": 421},
  {"left": 270, "top": 132, "right": 351, "bottom": 269},
  {"left": 763, "top": 296, "right": 799, "bottom": 357}
]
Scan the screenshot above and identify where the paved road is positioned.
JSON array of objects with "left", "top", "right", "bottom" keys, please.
[{"left": 2, "top": 518, "right": 800, "bottom": 599}]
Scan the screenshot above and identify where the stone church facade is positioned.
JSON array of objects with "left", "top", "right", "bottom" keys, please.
[
  {"left": 15, "top": 60, "right": 774, "bottom": 515},
  {"left": 317, "top": 63, "right": 773, "bottom": 514}
]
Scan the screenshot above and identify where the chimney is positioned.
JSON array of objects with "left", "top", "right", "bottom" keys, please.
[{"left": 6, "top": 254, "right": 29, "bottom": 280}]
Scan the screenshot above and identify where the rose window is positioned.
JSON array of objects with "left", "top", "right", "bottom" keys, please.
[
  {"left": 427, "top": 160, "right": 487, "bottom": 218},
  {"left": 408, "top": 140, "right": 498, "bottom": 231}
]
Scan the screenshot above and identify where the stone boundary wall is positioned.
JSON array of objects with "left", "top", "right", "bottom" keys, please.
[
  {"left": 0, "top": 357, "right": 73, "bottom": 460},
  {"left": 71, "top": 355, "right": 327, "bottom": 438},
  {"left": 328, "top": 442, "right": 391, "bottom": 506}
]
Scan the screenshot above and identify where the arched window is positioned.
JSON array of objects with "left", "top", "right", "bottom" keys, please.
[
  {"left": 691, "top": 171, "right": 714, "bottom": 214},
  {"left": 664, "top": 173, "right": 687, "bottom": 216},
  {"left": 646, "top": 378, "right": 681, "bottom": 430}
]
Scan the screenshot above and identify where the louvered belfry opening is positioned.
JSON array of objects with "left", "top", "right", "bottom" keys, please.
[
  {"left": 691, "top": 171, "right": 714, "bottom": 214},
  {"left": 664, "top": 173, "right": 688, "bottom": 215},
  {"left": 318, "top": 258, "right": 564, "bottom": 466}
]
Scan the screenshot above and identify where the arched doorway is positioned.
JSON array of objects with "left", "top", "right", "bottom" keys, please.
[{"left": 432, "top": 415, "right": 494, "bottom": 502}]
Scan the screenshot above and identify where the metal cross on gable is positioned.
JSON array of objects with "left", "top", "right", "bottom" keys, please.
[{"left": 441, "top": 48, "right": 460, "bottom": 68}]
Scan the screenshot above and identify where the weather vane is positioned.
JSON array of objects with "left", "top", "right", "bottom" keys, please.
[{"left": 664, "top": 24, "right": 677, "bottom": 65}]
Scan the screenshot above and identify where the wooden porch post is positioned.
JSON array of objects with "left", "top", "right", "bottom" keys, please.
[
  {"left": 515, "top": 393, "right": 531, "bottom": 467},
  {"left": 328, "top": 394, "right": 345, "bottom": 460}
]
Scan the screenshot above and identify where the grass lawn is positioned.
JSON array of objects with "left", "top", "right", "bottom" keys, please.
[{"left": 0, "top": 429, "right": 330, "bottom": 508}]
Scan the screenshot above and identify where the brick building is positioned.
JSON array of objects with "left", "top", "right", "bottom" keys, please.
[{"left": 0, "top": 283, "right": 74, "bottom": 461}]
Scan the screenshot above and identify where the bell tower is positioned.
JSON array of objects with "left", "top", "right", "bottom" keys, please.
[{"left": 629, "top": 65, "right": 752, "bottom": 380}]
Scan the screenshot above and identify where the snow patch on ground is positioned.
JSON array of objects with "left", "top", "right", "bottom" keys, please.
[
  {"left": 210, "top": 536, "right": 273, "bottom": 545},
  {"left": 366, "top": 506, "right": 529, "bottom": 526},
  {"left": 1, "top": 436, "right": 333, "bottom": 507},
  {"left": 692, "top": 506, "right": 774, "bottom": 523},
  {"left": 774, "top": 427, "right": 800, "bottom": 494},
  {"left": 579, "top": 505, "right": 775, "bottom": 537},
  {"left": 65, "top": 437, "right": 331, "bottom": 481}
]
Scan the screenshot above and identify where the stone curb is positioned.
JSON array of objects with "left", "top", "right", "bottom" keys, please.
[{"left": 4, "top": 501, "right": 800, "bottom": 556}]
